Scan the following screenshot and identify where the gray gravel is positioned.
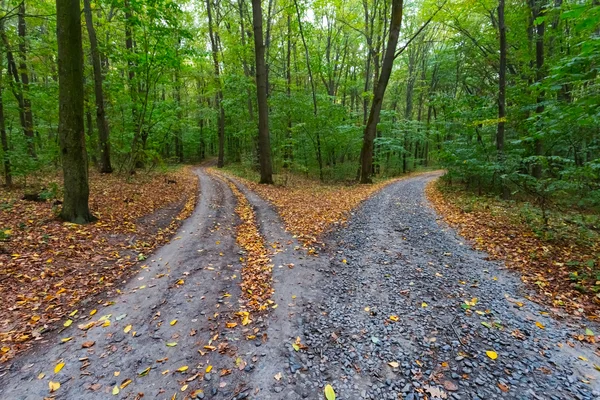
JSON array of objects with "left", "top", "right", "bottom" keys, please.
[{"left": 254, "top": 172, "right": 600, "bottom": 400}]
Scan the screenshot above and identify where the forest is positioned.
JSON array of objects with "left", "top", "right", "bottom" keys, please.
[{"left": 0, "top": 0, "right": 596, "bottom": 223}]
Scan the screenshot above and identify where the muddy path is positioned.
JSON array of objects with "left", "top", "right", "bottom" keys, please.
[{"left": 2, "top": 170, "right": 600, "bottom": 400}]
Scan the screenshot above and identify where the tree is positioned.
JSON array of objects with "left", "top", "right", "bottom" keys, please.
[
  {"left": 57, "top": 0, "right": 94, "bottom": 224},
  {"left": 251, "top": 0, "right": 273, "bottom": 184},
  {"left": 206, "top": 0, "right": 225, "bottom": 168},
  {"left": 360, "top": 0, "right": 404, "bottom": 184},
  {"left": 497, "top": 0, "right": 507, "bottom": 198},
  {"left": 83, "top": 0, "right": 113, "bottom": 173}
]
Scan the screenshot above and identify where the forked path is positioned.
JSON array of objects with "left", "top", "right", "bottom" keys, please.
[{"left": 1, "top": 170, "right": 600, "bottom": 400}]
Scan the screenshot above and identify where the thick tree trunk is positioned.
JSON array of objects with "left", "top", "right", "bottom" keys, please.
[
  {"left": 251, "top": 0, "right": 274, "bottom": 184},
  {"left": 18, "top": 3, "right": 35, "bottom": 159},
  {"left": 57, "top": 0, "right": 95, "bottom": 224},
  {"left": 206, "top": 0, "right": 225, "bottom": 168},
  {"left": 360, "top": 0, "right": 404, "bottom": 184},
  {"left": 83, "top": 0, "right": 112, "bottom": 173}
]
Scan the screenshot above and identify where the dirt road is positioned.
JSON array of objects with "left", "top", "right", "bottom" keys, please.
[{"left": 2, "top": 170, "right": 599, "bottom": 400}]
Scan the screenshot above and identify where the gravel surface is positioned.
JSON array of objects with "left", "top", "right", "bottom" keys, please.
[
  {"left": 254, "top": 171, "right": 600, "bottom": 400},
  {"left": 2, "top": 170, "right": 600, "bottom": 400}
]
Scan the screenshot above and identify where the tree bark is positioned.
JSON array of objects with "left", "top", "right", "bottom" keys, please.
[
  {"left": 206, "top": 0, "right": 225, "bottom": 168},
  {"left": 57, "top": 0, "right": 95, "bottom": 224},
  {"left": 83, "top": 0, "right": 112, "bottom": 173},
  {"left": 530, "top": 0, "right": 545, "bottom": 179},
  {"left": 360, "top": 0, "right": 404, "bottom": 184},
  {"left": 251, "top": 0, "right": 274, "bottom": 184}
]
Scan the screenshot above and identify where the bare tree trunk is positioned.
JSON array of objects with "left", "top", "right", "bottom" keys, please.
[
  {"left": 18, "top": 2, "right": 35, "bottom": 159},
  {"left": 83, "top": 0, "right": 112, "bottom": 173},
  {"left": 206, "top": 0, "right": 225, "bottom": 168},
  {"left": 174, "top": 69, "right": 184, "bottom": 163},
  {"left": 57, "top": 0, "right": 94, "bottom": 224},
  {"left": 360, "top": 0, "right": 404, "bottom": 184},
  {"left": 251, "top": 0, "right": 274, "bottom": 184}
]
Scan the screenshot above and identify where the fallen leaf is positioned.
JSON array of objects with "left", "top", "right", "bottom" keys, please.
[
  {"left": 274, "top": 372, "right": 282, "bottom": 381},
  {"left": 535, "top": 321, "right": 545, "bottom": 329},
  {"left": 112, "top": 386, "right": 120, "bottom": 395},
  {"left": 206, "top": 365, "right": 213, "bottom": 373},
  {"left": 166, "top": 342, "right": 178, "bottom": 347},
  {"left": 124, "top": 325, "right": 132, "bottom": 334},
  {"left": 388, "top": 361, "right": 399, "bottom": 368},
  {"left": 49, "top": 381, "right": 60, "bottom": 393},
  {"left": 54, "top": 362, "right": 65, "bottom": 374},
  {"left": 486, "top": 350, "right": 498, "bottom": 360},
  {"left": 177, "top": 366, "right": 188, "bottom": 372},
  {"left": 120, "top": 379, "right": 132, "bottom": 389},
  {"left": 64, "top": 320, "right": 73, "bottom": 327},
  {"left": 181, "top": 384, "right": 188, "bottom": 391},
  {"left": 324, "top": 384, "right": 336, "bottom": 400},
  {"left": 389, "top": 315, "right": 399, "bottom": 322},
  {"left": 82, "top": 341, "right": 95, "bottom": 348},
  {"left": 170, "top": 319, "right": 177, "bottom": 326},
  {"left": 61, "top": 337, "right": 72, "bottom": 343}
]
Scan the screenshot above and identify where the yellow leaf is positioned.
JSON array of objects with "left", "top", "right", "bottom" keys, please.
[
  {"left": 486, "top": 350, "right": 498, "bottom": 360},
  {"left": 205, "top": 365, "right": 213, "bottom": 373},
  {"left": 102, "top": 320, "right": 110, "bottom": 327},
  {"left": 579, "top": 356, "right": 588, "bottom": 361},
  {"left": 422, "top": 302, "right": 428, "bottom": 308},
  {"left": 114, "top": 371, "right": 120, "bottom": 377},
  {"left": 61, "top": 337, "right": 72, "bottom": 343},
  {"left": 389, "top": 315, "right": 399, "bottom": 322},
  {"left": 324, "top": 384, "right": 336, "bottom": 400},
  {"left": 112, "top": 386, "right": 120, "bottom": 395},
  {"left": 535, "top": 321, "right": 545, "bottom": 329},
  {"left": 388, "top": 361, "right": 399, "bottom": 368},
  {"left": 90, "top": 309, "right": 97, "bottom": 316},
  {"left": 38, "top": 373, "right": 45, "bottom": 379},
  {"left": 64, "top": 320, "right": 73, "bottom": 327},
  {"left": 226, "top": 322, "right": 238, "bottom": 328},
  {"left": 292, "top": 343, "right": 300, "bottom": 351},
  {"left": 1, "top": 346, "right": 9, "bottom": 353},
  {"left": 120, "top": 379, "right": 132, "bottom": 389},
  {"left": 166, "top": 342, "right": 178, "bottom": 347},
  {"left": 170, "top": 319, "right": 177, "bottom": 326},
  {"left": 181, "top": 384, "right": 188, "bottom": 392},
  {"left": 54, "top": 362, "right": 65, "bottom": 374},
  {"left": 69, "top": 310, "right": 78, "bottom": 317},
  {"left": 124, "top": 325, "right": 132, "bottom": 334},
  {"left": 177, "top": 366, "right": 188, "bottom": 372},
  {"left": 342, "top": 259, "right": 347, "bottom": 264},
  {"left": 49, "top": 381, "right": 60, "bottom": 393}
]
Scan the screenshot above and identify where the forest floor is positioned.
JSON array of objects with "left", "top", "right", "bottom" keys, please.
[
  {"left": 1, "top": 167, "right": 600, "bottom": 400},
  {"left": 0, "top": 167, "right": 198, "bottom": 362}
]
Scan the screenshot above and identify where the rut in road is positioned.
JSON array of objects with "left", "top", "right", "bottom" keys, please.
[{"left": 2, "top": 170, "right": 600, "bottom": 400}]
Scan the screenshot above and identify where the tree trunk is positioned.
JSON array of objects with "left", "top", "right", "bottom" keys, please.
[
  {"left": 174, "top": 69, "right": 184, "bottom": 163},
  {"left": 57, "top": 0, "right": 95, "bottom": 224},
  {"left": 0, "top": 47, "right": 10, "bottom": 187},
  {"left": 251, "top": 0, "right": 274, "bottom": 184},
  {"left": 83, "top": 0, "right": 112, "bottom": 173},
  {"left": 283, "top": 13, "right": 293, "bottom": 169},
  {"left": 206, "top": 0, "right": 225, "bottom": 168},
  {"left": 360, "top": 0, "right": 404, "bottom": 184},
  {"left": 294, "top": 0, "right": 323, "bottom": 181},
  {"left": 497, "top": 0, "right": 508, "bottom": 198},
  {"left": 530, "top": 0, "right": 545, "bottom": 179},
  {"left": 18, "top": 2, "right": 35, "bottom": 159}
]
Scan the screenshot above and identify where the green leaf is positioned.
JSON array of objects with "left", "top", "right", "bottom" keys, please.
[
  {"left": 324, "top": 384, "right": 336, "bottom": 400},
  {"left": 585, "top": 328, "right": 594, "bottom": 336}
]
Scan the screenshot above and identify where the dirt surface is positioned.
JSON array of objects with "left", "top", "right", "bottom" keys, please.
[{"left": 2, "top": 170, "right": 600, "bottom": 400}]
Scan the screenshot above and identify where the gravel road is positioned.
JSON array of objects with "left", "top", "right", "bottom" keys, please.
[{"left": 2, "top": 170, "right": 599, "bottom": 400}]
